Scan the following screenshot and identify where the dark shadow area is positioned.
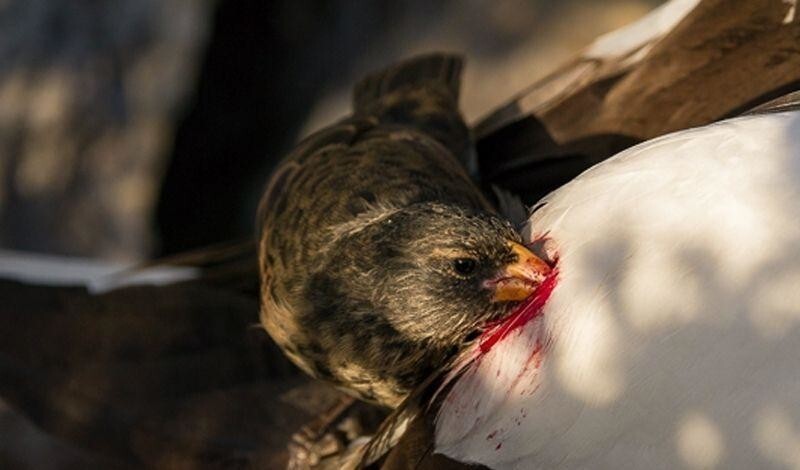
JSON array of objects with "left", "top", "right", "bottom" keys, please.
[
  {"left": 0, "top": 277, "right": 387, "bottom": 468},
  {"left": 477, "top": 114, "right": 639, "bottom": 205},
  {"left": 155, "top": 0, "right": 456, "bottom": 255}
]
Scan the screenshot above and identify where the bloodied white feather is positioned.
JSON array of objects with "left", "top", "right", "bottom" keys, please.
[{"left": 434, "top": 111, "right": 800, "bottom": 469}]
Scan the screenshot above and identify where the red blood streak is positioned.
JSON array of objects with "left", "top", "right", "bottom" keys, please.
[{"left": 479, "top": 268, "right": 559, "bottom": 354}]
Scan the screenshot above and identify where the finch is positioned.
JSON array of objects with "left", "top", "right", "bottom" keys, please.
[{"left": 257, "top": 53, "right": 550, "bottom": 407}]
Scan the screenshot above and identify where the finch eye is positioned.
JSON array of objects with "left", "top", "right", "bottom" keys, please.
[{"left": 453, "top": 258, "right": 478, "bottom": 276}]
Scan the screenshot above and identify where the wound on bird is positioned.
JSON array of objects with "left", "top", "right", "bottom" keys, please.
[{"left": 479, "top": 267, "right": 559, "bottom": 354}]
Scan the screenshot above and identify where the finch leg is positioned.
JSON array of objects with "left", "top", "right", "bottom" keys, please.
[{"left": 287, "top": 395, "right": 358, "bottom": 469}]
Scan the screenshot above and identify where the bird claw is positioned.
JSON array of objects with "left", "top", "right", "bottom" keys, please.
[
  {"left": 288, "top": 423, "right": 346, "bottom": 466},
  {"left": 286, "top": 397, "right": 362, "bottom": 469}
]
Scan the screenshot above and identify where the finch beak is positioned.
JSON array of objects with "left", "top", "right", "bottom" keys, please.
[{"left": 490, "top": 241, "right": 552, "bottom": 302}]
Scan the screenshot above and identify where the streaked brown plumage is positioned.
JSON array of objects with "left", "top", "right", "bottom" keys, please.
[{"left": 257, "top": 54, "right": 549, "bottom": 407}]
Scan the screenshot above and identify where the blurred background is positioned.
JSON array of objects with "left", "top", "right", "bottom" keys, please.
[{"left": 0, "top": 0, "right": 662, "bottom": 262}]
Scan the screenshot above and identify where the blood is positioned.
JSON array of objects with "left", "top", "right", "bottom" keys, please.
[{"left": 479, "top": 268, "right": 559, "bottom": 354}]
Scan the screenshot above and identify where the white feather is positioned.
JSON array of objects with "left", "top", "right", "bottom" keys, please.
[
  {"left": 0, "top": 249, "right": 199, "bottom": 294},
  {"left": 435, "top": 111, "right": 800, "bottom": 469}
]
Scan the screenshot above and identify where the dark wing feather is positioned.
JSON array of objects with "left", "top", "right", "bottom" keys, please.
[
  {"left": 476, "top": 0, "right": 800, "bottom": 206},
  {"left": 355, "top": 353, "right": 484, "bottom": 470},
  {"left": 744, "top": 90, "right": 800, "bottom": 116},
  {"left": 0, "top": 263, "right": 350, "bottom": 468}
]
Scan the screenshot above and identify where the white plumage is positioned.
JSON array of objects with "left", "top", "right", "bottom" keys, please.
[
  {"left": 0, "top": 249, "right": 198, "bottom": 293},
  {"left": 434, "top": 110, "right": 800, "bottom": 469}
]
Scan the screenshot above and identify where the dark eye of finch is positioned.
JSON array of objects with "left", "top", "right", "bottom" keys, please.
[{"left": 453, "top": 258, "right": 478, "bottom": 276}]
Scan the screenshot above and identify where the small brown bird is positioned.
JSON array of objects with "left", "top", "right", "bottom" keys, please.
[{"left": 257, "top": 54, "right": 550, "bottom": 408}]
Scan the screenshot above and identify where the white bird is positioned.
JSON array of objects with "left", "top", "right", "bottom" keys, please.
[{"left": 428, "top": 105, "right": 800, "bottom": 469}]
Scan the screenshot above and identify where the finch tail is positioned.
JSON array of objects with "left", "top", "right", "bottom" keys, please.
[
  {"left": 353, "top": 53, "right": 472, "bottom": 167},
  {"left": 353, "top": 53, "right": 463, "bottom": 112}
]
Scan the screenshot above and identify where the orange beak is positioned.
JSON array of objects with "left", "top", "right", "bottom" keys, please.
[{"left": 490, "top": 241, "right": 552, "bottom": 302}]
